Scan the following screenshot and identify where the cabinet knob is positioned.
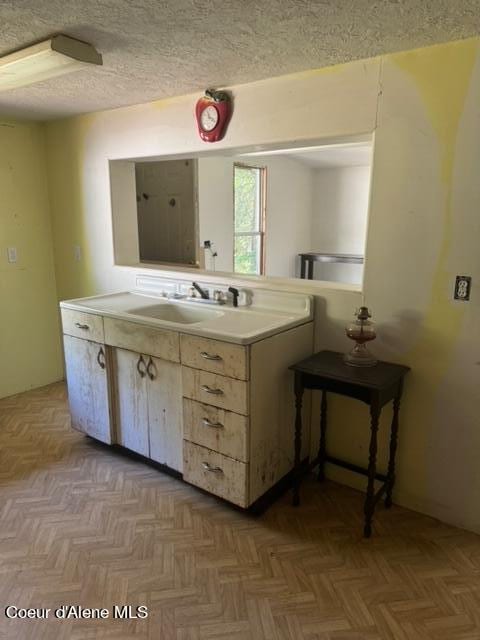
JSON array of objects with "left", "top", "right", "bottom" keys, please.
[
  {"left": 75, "top": 322, "right": 89, "bottom": 330},
  {"left": 200, "top": 385, "right": 223, "bottom": 395},
  {"left": 202, "top": 462, "right": 223, "bottom": 474},
  {"left": 202, "top": 418, "right": 224, "bottom": 429}
]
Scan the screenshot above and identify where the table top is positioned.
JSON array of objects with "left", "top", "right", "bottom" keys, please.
[
  {"left": 298, "top": 252, "right": 364, "bottom": 264},
  {"left": 290, "top": 350, "right": 410, "bottom": 390}
]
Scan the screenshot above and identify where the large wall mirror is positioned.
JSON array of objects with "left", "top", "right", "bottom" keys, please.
[{"left": 110, "top": 134, "right": 373, "bottom": 285}]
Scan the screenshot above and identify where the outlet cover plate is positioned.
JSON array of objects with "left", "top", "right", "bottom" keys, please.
[{"left": 454, "top": 275, "right": 471, "bottom": 301}]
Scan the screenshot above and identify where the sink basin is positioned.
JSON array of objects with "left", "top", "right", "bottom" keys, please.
[
  {"left": 61, "top": 288, "right": 312, "bottom": 344},
  {"left": 126, "top": 303, "right": 223, "bottom": 324}
]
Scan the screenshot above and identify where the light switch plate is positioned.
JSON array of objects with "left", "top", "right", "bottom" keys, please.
[
  {"left": 74, "top": 245, "right": 82, "bottom": 262},
  {"left": 7, "top": 247, "right": 17, "bottom": 263}
]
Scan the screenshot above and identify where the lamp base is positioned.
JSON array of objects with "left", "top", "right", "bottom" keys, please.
[{"left": 344, "top": 343, "right": 377, "bottom": 367}]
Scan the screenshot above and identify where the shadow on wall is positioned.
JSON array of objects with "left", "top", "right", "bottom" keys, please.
[{"left": 376, "top": 310, "right": 424, "bottom": 361}]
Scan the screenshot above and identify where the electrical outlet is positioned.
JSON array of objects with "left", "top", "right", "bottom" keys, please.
[
  {"left": 454, "top": 275, "right": 471, "bottom": 301},
  {"left": 74, "top": 245, "right": 82, "bottom": 262},
  {"left": 7, "top": 247, "right": 17, "bottom": 263}
]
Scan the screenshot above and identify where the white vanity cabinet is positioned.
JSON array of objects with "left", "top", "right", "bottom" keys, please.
[
  {"left": 104, "top": 317, "right": 183, "bottom": 472},
  {"left": 147, "top": 355, "right": 183, "bottom": 470},
  {"left": 60, "top": 285, "right": 314, "bottom": 510},
  {"left": 113, "top": 348, "right": 182, "bottom": 470},
  {"left": 61, "top": 310, "right": 113, "bottom": 445},
  {"left": 181, "top": 325, "right": 313, "bottom": 508},
  {"left": 114, "top": 348, "right": 150, "bottom": 456}
]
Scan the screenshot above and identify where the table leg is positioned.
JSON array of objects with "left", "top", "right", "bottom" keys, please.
[
  {"left": 293, "top": 372, "right": 304, "bottom": 506},
  {"left": 364, "top": 401, "right": 380, "bottom": 537},
  {"left": 300, "top": 258, "right": 306, "bottom": 279},
  {"left": 385, "top": 381, "right": 403, "bottom": 508},
  {"left": 308, "top": 259, "right": 314, "bottom": 280},
  {"left": 317, "top": 390, "right": 327, "bottom": 481}
]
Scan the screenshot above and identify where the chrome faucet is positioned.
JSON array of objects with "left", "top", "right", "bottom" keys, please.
[{"left": 191, "top": 281, "right": 210, "bottom": 299}]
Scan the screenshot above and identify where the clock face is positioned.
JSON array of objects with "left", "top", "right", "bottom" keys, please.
[{"left": 200, "top": 105, "right": 219, "bottom": 132}]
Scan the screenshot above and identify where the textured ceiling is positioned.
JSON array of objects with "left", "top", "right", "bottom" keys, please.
[{"left": 1, "top": 0, "right": 480, "bottom": 120}]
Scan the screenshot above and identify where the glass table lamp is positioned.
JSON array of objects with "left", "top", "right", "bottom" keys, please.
[{"left": 344, "top": 306, "right": 377, "bottom": 367}]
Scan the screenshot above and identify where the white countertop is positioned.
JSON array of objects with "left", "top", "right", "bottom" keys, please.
[{"left": 60, "top": 289, "right": 313, "bottom": 345}]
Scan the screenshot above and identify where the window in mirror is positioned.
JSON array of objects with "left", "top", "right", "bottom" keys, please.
[{"left": 233, "top": 164, "right": 266, "bottom": 275}]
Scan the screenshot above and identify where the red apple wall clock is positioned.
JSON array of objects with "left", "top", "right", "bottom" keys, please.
[{"left": 195, "top": 88, "right": 232, "bottom": 143}]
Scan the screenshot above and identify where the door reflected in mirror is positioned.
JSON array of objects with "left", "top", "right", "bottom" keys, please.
[
  {"left": 110, "top": 134, "right": 373, "bottom": 285},
  {"left": 136, "top": 159, "right": 198, "bottom": 266}
]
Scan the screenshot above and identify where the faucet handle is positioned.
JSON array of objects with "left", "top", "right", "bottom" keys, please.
[
  {"left": 238, "top": 289, "right": 253, "bottom": 306},
  {"left": 228, "top": 286, "right": 239, "bottom": 307}
]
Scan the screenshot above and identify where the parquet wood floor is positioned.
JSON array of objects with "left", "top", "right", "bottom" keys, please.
[{"left": 1, "top": 383, "right": 480, "bottom": 639}]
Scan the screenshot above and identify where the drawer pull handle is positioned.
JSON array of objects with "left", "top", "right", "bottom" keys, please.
[
  {"left": 136, "top": 355, "right": 147, "bottom": 378},
  {"left": 200, "top": 385, "right": 223, "bottom": 396},
  {"left": 96, "top": 347, "right": 106, "bottom": 370},
  {"left": 200, "top": 351, "right": 222, "bottom": 361},
  {"left": 146, "top": 357, "right": 156, "bottom": 381},
  {"left": 202, "top": 462, "right": 223, "bottom": 474},
  {"left": 75, "top": 322, "right": 89, "bottom": 330},
  {"left": 202, "top": 418, "right": 224, "bottom": 429}
]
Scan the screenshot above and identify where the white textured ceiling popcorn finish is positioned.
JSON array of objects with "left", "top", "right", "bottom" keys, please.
[{"left": 1, "top": 0, "right": 480, "bottom": 120}]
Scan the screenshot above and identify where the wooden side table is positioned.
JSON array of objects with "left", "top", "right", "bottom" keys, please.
[
  {"left": 298, "top": 253, "right": 364, "bottom": 280},
  {"left": 289, "top": 350, "right": 410, "bottom": 537}
]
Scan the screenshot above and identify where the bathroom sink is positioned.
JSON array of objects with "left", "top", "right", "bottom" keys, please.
[
  {"left": 60, "top": 287, "right": 313, "bottom": 344},
  {"left": 126, "top": 303, "right": 223, "bottom": 324}
]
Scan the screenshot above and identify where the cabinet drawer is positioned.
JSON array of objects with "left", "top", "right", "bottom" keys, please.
[
  {"left": 61, "top": 308, "right": 104, "bottom": 343},
  {"left": 180, "top": 334, "right": 248, "bottom": 380},
  {"left": 183, "top": 398, "right": 248, "bottom": 462},
  {"left": 182, "top": 367, "right": 248, "bottom": 415},
  {"left": 104, "top": 317, "right": 180, "bottom": 362},
  {"left": 183, "top": 440, "right": 249, "bottom": 507}
]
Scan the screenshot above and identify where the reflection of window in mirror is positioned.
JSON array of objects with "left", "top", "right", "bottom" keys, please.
[
  {"left": 233, "top": 164, "right": 266, "bottom": 275},
  {"left": 136, "top": 159, "right": 198, "bottom": 266}
]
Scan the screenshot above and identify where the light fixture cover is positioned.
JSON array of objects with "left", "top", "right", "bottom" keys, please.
[{"left": 0, "top": 34, "right": 102, "bottom": 91}]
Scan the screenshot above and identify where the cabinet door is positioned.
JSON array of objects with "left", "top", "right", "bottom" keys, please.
[
  {"left": 64, "top": 335, "right": 112, "bottom": 444},
  {"left": 114, "top": 348, "right": 149, "bottom": 457},
  {"left": 147, "top": 356, "right": 183, "bottom": 472}
]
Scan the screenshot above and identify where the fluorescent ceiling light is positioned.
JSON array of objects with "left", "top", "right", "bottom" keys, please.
[{"left": 0, "top": 34, "right": 102, "bottom": 91}]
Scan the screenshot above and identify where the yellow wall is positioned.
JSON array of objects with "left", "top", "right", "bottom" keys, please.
[
  {"left": 44, "top": 37, "right": 480, "bottom": 533},
  {"left": 0, "top": 121, "right": 63, "bottom": 398}
]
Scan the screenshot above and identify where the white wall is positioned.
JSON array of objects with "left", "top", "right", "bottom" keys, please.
[
  {"left": 197, "top": 157, "right": 235, "bottom": 272},
  {"left": 197, "top": 154, "right": 313, "bottom": 277},
  {"left": 110, "top": 160, "right": 138, "bottom": 265},
  {"left": 311, "top": 165, "right": 371, "bottom": 284},
  {"left": 264, "top": 156, "right": 313, "bottom": 278}
]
